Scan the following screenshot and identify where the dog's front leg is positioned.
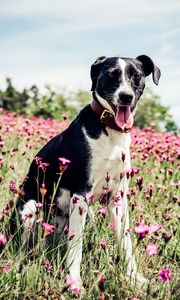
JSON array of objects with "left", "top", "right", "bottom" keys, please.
[
  {"left": 108, "top": 190, "right": 147, "bottom": 284},
  {"left": 66, "top": 194, "right": 88, "bottom": 292},
  {"left": 121, "top": 192, "right": 137, "bottom": 275},
  {"left": 122, "top": 194, "right": 148, "bottom": 284}
]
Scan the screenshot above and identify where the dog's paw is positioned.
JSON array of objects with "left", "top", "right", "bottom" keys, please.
[
  {"left": 127, "top": 270, "right": 149, "bottom": 286},
  {"left": 66, "top": 275, "right": 84, "bottom": 297},
  {"left": 134, "top": 272, "right": 149, "bottom": 284}
]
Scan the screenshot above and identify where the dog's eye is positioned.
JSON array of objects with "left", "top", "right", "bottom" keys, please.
[
  {"left": 104, "top": 73, "right": 114, "bottom": 84},
  {"left": 133, "top": 73, "right": 141, "bottom": 80},
  {"left": 132, "top": 73, "right": 141, "bottom": 85},
  {"left": 112, "top": 69, "right": 121, "bottom": 76},
  {"left": 107, "top": 69, "right": 121, "bottom": 81}
]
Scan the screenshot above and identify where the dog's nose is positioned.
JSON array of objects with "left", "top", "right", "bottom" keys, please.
[{"left": 118, "top": 92, "right": 133, "bottom": 105}]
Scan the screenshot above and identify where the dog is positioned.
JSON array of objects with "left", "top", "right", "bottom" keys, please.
[{"left": 10, "top": 55, "right": 161, "bottom": 292}]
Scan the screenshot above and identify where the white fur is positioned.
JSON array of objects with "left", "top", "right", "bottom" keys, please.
[
  {"left": 114, "top": 58, "right": 135, "bottom": 104},
  {"left": 85, "top": 127, "right": 131, "bottom": 199},
  {"left": 20, "top": 199, "right": 36, "bottom": 244},
  {"left": 95, "top": 93, "right": 115, "bottom": 115},
  {"left": 66, "top": 194, "right": 88, "bottom": 290}
]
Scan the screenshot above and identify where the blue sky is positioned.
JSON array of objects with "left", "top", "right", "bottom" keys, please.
[{"left": 0, "top": 0, "right": 180, "bottom": 124}]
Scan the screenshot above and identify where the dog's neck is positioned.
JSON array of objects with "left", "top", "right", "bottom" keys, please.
[{"left": 93, "top": 91, "right": 115, "bottom": 116}]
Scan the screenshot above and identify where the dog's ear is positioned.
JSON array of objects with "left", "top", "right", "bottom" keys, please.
[
  {"left": 136, "top": 55, "right": 161, "bottom": 85},
  {"left": 90, "top": 56, "right": 107, "bottom": 91}
]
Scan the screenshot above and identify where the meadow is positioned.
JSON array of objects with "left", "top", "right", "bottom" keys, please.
[{"left": 0, "top": 108, "right": 179, "bottom": 300}]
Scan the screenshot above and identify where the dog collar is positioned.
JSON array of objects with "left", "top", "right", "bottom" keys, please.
[{"left": 90, "top": 99, "right": 131, "bottom": 133}]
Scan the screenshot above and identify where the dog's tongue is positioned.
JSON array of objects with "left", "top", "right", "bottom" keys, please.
[{"left": 115, "top": 106, "right": 133, "bottom": 130}]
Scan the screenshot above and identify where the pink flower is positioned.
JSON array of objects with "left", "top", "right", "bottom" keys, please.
[
  {"left": 66, "top": 275, "right": 77, "bottom": 286},
  {"left": 9, "top": 181, "right": 17, "bottom": 194},
  {"left": 114, "top": 194, "right": 121, "bottom": 209},
  {"left": 148, "top": 224, "right": 161, "bottom": 233},
  {"left": 157, "top": 184, "right": 165, "bottom": 190},
  {"left": 172, "top": 194, "right": 179, "bottom": 202},
  {"left": 146, "top": 244, "right": 158, "bottom": 256},
  {"left": 35, "top": 202, "right": 43, "bottom": 212},
  {"left": 109, "top": 221, "right": 115, "bottom": 230},
  {"left": 135, "top": 176, "right": 144, "bottom": 190},
  {"left": 167, "top": 168, "right": 173, "bottom": 175},
  {"left": 42, "top": 260, "right": 52, "bottom": 272},
  {"left": 170, "top": 181, "right": 180, "bottom": 187},
  {"left": 0, "top": 233, "right": 7, "bottom": 245},
  {"left": 34, "top": 156, "right": 42, "bottom": 165},
  {"left": 0, "top": 263, "right": 11, "bottom": 272},
  {"left": 39, "top": 162, "right": 49, "bottom": 172},
  {"left": 35, "top": 202, "right": 43, "bottom": 209},
  {"left": 4, "top": 263, "right": 11, "bottom": 271},
  {"left": 159, "top": 268, "right": 172, "bottom": 282},
  {"left": 130, "top": 167, "right": 140, "bottom": 177},
  {"left": 63, "top": 225, "right": 69, "bottom": 235},
  {"left": 58, "top": 157, "right": 71, "bottom": 172},
  {"left": 58, "top": 157, "right": 71, "bottom": 165},
  {"left": 66, "top": 275, "right": 80, "bottom": 296},
  {"left": 0, "top": 139, "right": 4, "bottom": 147},
  {"left": 72, "top": 287, "right": 80, "bottom": 296},
  {"left": 42, "top": 223, "right": 54, "bottom": 235},
  {"left": 22, "top": 213, "right": 33, "bottom": 222},
  {"left": 98, "top": 240, "right": 106, "bottom": 249},
  {"left": 98, "top": 207, "right": 107, "bottom": 218},
  {"left": 145, "top": 184, "right": 153, "bottom": 197},
  {"left": 134, "top": 223, "right": 149, "bottom": 237},
  {"left": 125, "top": 170, "right": 131, "bottom": 179}
]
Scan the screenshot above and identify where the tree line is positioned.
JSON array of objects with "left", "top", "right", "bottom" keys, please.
[{"left": 0, "top": 78, "right": 178, "bottom": 131}]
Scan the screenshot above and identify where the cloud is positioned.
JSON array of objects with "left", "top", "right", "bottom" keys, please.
[
  {"left": 162, "top": 27, "right": 180, "bottom": 38},
  {"left": 1, "top": 0, "right": 180, "bottom": 24},
  {"left": 0, "top": 0, "right": 179, "bottom": 125},
  {"left": 0, "top": 66, "right": 90, "bottom": 92}
]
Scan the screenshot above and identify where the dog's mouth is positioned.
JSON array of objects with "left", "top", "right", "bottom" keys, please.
[{"left": 115, "top": 105, "right": 134, "bottom": 131}]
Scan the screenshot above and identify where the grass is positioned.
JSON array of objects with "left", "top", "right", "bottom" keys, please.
[{"left": 0, "top": 109, "right": 179, "bottom": 299}]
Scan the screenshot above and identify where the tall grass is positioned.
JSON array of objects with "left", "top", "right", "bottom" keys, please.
[{"left": 0, "top": 110, "right": 179, "bottom": 299}]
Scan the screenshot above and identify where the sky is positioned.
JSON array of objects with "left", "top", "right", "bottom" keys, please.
[{"left": 0, "top": 0, "right": 180, "bottom": 125}]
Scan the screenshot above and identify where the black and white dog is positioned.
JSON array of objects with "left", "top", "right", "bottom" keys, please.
[{"left": 10, "top": 55, "right": 160, "bottom": 291}]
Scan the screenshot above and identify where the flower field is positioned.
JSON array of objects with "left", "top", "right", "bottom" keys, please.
[{"left": 0, "top": 108, "right": 179, "bottom": 300}]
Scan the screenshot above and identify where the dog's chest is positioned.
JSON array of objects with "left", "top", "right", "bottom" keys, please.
[{"left": 85, "top": 128, "right": 131, "bottom": 199}]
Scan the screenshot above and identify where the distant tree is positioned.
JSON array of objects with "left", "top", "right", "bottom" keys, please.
[
  {"left": 134, "top": 88, "right": 178, "bottom": 131},
  {"left": 67, "top": 90, "right": 91, "bottom": 113},
  {"left": 27, "top": 87, "right": 91, "bottom": 120},
  {"left": 0, "top": 78, "right": 177, "bottom": 131}
]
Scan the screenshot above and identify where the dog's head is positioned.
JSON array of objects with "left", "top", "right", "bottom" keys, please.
[{"left": 90, "top": 55, "right": 161, "bottom": 130}]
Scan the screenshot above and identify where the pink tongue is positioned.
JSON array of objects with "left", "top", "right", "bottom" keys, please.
[{"left": 115, "top": 106, "right": 134, "bottom": 130}]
